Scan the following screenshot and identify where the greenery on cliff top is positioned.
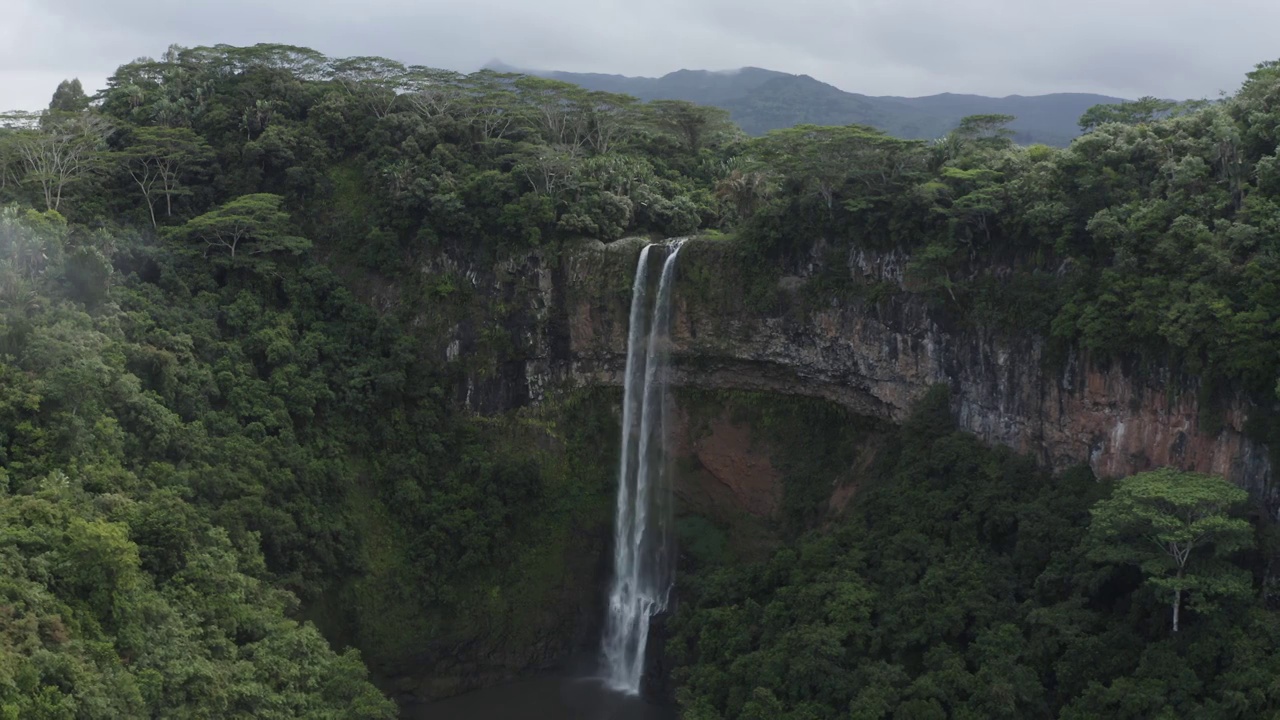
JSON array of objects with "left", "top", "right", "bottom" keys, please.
[
  {"left": 3, "top": 41, "right": 1280, "bottom": 717},
  {"left": 5, "top": 43, "right": 1280, "bottom": 409}
]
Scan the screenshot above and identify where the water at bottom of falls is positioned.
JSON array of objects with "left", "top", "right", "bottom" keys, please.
[{"left": 405, "top": 656, "right": 674, "bottom": 720}]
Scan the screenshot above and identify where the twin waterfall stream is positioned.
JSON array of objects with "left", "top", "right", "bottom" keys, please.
[{"left": 600, "top": 240, "right": 685, "bottom": 696}]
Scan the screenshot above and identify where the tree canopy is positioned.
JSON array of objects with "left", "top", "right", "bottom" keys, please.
[{"left": 1089, "top": 469, "right": 1253, "bottom": 632}]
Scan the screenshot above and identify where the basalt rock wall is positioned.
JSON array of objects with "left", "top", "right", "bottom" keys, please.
[{"left": 552, "top": 238, "right": 1273, "bottom": 495}]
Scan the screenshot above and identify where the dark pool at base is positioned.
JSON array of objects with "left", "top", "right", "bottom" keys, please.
[{"left": 403, "top": 671, "right": 675, "bottom": 720}]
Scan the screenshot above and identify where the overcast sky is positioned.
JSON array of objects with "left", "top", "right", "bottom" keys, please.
[{"left": 3, "top": 0, "right": 1276, "bottom": 111}]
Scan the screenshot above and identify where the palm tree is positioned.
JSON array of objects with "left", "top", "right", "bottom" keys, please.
[{"left": 714, "top": 166, "right": 774, "bottom": 221}]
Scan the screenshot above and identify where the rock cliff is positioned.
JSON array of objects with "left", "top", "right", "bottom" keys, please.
[
  {"left": 555, "top": 237, "right": 1273, "bottom": 496},
  {"left": 380, "top": 233, "right": 1274, "bottom": 700}
]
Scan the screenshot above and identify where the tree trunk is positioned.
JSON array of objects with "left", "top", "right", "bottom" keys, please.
[{"left": 1172, "top": 566, "right": 1184, "bottom": 633}]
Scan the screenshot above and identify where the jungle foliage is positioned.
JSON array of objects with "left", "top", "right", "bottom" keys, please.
[
  {"left": 670, "top": 390, "right": 1277, "bottom": 719},
  {"left": 2, "top": 41, "right": 1280, "bottom": 718}
]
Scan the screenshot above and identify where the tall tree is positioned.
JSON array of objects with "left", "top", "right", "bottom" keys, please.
[
  {"left": 171, "top": 193, "right": 310, "bottom": 259},
  {"left": 1078, "top": 97, "right": 1178, "bottom": 132},
  {"left": 0, "top": 110, "right": 112, "bottom": 211},
  {"left": 647, "top": 100, "right": 734, "bottom": 153},
  {"left": 714, "top": 160, "right": 774, "bottom": 220},
  {"left": 1088, "top": 468, "right": 1253, "bottom": 632},
  {"left": 116, "top": 126, "right": 214, "bottom": 228},
  {"left": 329, "top": 56, "right": 411, "bottom": 118},
  {"left": 932, "top": 165, "right": 1007, "bottom": 249},
  {"left": 513, "top": 75, "right": 587, "bottom": 150},
  {"left": 402, "top": 67, "right": 466, "bottom": 120},
  {"left": 48, "top": 79, "right": 90, "bottom": 113},
  {"left": 0, "top": 128, "right": 20, "bottom": 194},
  {"left": 457, "top": 72, "right": 526, "bottom": 143},
  {"left": 582, "top": 91, "right": 639, "bottom": 155},
  {"left": 226, "top": 43, "right": 329, "bottom": 80},
  {"left": 951, "top": 113, "right": 1017, "bottom": 155}
]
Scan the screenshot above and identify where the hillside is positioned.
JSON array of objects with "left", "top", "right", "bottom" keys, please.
[{"left": 495, "top": 62, "right": 1126, "bottom": 145}]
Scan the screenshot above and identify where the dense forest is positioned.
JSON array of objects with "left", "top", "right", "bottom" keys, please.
[
  {"left": 671, "top": 389, "right": 1273, "bottom": 719},
  {"left": 2, "top": 41, "right": 1280, "bottom": 717}
]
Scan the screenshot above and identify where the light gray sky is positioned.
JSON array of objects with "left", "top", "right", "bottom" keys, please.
[{"left": 3, "top": 0, "right": 1275, "bottom": 110}]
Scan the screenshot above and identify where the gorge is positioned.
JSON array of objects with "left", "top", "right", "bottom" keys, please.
[
  {"left": 373, "top": 229, "right": 1277, "bottom": 711},
  {"left": 5, "top": 42, "right": 1280, "bottom": 720}
]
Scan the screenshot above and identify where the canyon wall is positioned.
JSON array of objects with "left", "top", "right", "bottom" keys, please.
[{"left": 549, "top": 237, "right": 1273, "bottom": 496}]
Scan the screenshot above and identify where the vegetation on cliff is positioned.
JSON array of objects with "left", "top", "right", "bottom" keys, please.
[
  {"left": 736, "top": 73, "right": 1280, "bottom": 425},
  {"left": 670, "top": 389, "right": 1277, "bottom": 719}
]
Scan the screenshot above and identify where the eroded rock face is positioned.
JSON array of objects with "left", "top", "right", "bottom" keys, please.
[
  {"left": 560, "top": 239, "right": 1273, "bottom": 495},
  {"left": 668, "top": 405, "right": 783, "bottom": 520},
  {"left": 428, "top": 236, "right": 1271, "bottom": 491}
]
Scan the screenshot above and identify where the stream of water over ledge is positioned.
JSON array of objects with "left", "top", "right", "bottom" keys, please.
[
  {"left": 600, "top": 241, "right": 682, "bottom": 695},
  {"left": 404, "top": 242, "right": 687, "bottom": 719}
]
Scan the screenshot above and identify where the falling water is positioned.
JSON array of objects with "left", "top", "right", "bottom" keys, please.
[{"left": 600, "top": 240, "right": 684, "bottom": 695}]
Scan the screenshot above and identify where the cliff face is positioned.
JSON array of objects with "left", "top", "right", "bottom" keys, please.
[
  {"left": 556, "top": 238, "right": 1273, "bottom": 496},
  {"left": 380, "top": 234, "right": 1273, "bottom": 698}
]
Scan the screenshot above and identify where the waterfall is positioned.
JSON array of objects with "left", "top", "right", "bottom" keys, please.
[{"left": 600, "top": 240, "right": 684, "bottom": 695}]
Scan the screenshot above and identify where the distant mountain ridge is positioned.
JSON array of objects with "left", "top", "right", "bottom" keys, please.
[{"left": 485, "top": 62, "right": 1128, "bottom": 146}]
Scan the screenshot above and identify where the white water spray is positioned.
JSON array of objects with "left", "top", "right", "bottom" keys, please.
[{"left": 600, "top": 240, "right": 684, "bottom": 695}]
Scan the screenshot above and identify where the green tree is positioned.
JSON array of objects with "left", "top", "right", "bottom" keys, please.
[
  {"left": 0, "top": 110, "right": 112, "bottom": 211},
  {"left": 49, "top": 78, "right": 91, "bottom": 113},
  {"left": 932, "top": 165, "right": 1007, "bottom": 249},
  {"left": 329, "top": 55, "right": 411, "bottom": 118},
  {"left": 402, "top": 67, "right": 466, "bottom": 120},
  {"left": 1078, "top": 96, "right": 1177, "bottom": 132},
  {"left": 457, "top": 70, "right": 525, "bottom": 142},
  {"left": 647, "top": 100, "right": 735, "bottom": 153},
  {"left": 117, "top": 125, "right": 214, "bottom": 227},
  {"left": 755, "top": 124, "right": 921, "bottom": 212},
  {"left": 582, "top": 90, "right": 639, "bottom": 155},
  {"left": 513, "top": 75, "right": 588, "bottom": 150},
  {"left": 1088, "top": 468, "right": 1253, "bottom": 632},
  {"left": 955, "top": 113, "right": 1017, "bottom": 145},
  {"left": 714, "top": 164, "right": 775, "bottom": 220},
  {"left": 171, "top": 193, "right": 310, "bottom": 259},
  {"left": 933, "top": 114, "right": 1016, "bottom": 163}
]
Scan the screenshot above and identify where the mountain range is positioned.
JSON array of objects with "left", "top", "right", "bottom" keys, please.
[{"left": 486, "top": 63, "right": 1128, "bottom": 146}]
